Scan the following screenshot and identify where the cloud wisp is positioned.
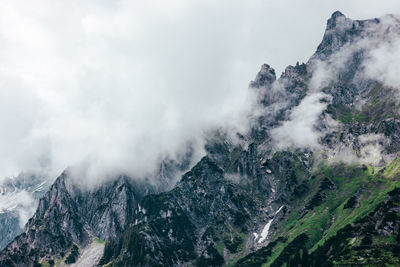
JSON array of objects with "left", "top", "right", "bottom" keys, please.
[{"left": 269, "top": 12, "right": 400, "bottom": 166}]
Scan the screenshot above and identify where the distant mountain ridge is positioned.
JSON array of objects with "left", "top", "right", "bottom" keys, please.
[{"left": 0, "top": 173, "right": 49, "bottom": 250}]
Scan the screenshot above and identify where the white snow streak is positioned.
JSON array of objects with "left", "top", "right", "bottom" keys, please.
[
  {"left": 275, "top": 205, "right": 284, "bottom": 215},
  {"left": 258, "top": 219, "right": 273, "bottom": 243},
  {"left": 255, "top": 205, "right": 285, "bottom": 243}
]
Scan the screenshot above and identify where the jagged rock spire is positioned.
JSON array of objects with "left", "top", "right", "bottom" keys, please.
[
  {"left": 326, "top": 11, "right": 347, "bottom": 30},
  {"left": 250, "top": 64, "right": 276, "bottom": 88}
]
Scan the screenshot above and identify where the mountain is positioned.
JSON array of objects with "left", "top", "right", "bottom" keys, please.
[
  {"left": 0, "top": 173, "right": 49, "bottom": 250},
  {"left": 2, "top": 11, "right": 400, "bottom": 266},
  {"left": 0, "top": 156, "right": 192, "bottom": 267}
]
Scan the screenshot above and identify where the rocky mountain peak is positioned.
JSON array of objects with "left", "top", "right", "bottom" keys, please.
[
  {"left": 326, "top": 11, "right": 348, "bottom": 30},
  {"left": 280, "top": 62, "right": 307, "bottom": 80},
  {"left": 315, "top": 11, "right": 357, "bottom": 58},
  {"left": 250, "top": 64, "right": 276, "bottom": 89}
]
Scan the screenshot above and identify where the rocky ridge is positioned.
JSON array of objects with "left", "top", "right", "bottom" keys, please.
[{"left": 2, "top": 11, "right": 400, "bottom": 267}]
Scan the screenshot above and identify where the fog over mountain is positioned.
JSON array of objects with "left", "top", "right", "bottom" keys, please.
[
  {"left": 1, "top": 0, "right": 400, "bottom": 185},
  {"left": 3, "top": 3, "right": 400, "bottom": 266}
]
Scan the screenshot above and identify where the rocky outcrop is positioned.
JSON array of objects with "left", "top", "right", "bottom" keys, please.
[{"left": 100, "top": 156, "right": 274, "bottom": 266}]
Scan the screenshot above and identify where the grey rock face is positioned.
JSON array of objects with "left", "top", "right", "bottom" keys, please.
[
  {"left": 0, "top": 215, "right": 20, "bottom": 251},
  {"left": 315, "top": 11, "right": 377, "bottom": 60},
  {"left": 0, "top": 171, "right": 149, "bottom": 266},
  {"left": 250, "top": 64, "right": 276, "bottom": 89},
  {"left": 0, "top": 155, "right": 191, "bottom": 266},
  {"left": 99, "top": 156, "right": 279, "bottom": 266}
]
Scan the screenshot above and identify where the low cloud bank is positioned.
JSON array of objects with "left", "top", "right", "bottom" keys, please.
[
  {"left": 2, "top": 3, "right": 400, "bottom": 186},
  {"left": 0, "top": 1, "right": 264, "bottom": 185}
]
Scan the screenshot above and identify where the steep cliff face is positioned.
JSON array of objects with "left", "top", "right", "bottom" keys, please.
[
  {"left": 0, "top": 172, "right": 146, "bottom": 266},
  {"left": 0, "top": 155, "right": 192, "bottom": 266},
  {"left": 99, "top": 156, "right": 288, "bottom": 266},
  {"left": 2, "top": 11, "right": 400, "bottom": 267}
]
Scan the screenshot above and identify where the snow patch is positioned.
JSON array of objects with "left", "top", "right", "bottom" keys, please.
[
  {"left": 256, "top": 205, "right": 285, "bottom": 243},
  {"left": 253, "top": 232, "right": 259, "bottom": 240},
  {"left": 275, "top": 205, "right": 284, "bottom": 215},
  {"left": 258, "top": 219, "right": 273, "bottom": 243},
  {"left": 138, "top": 204, "right": 146, "bottom": 214},
  {"left": 161, "top": 209, "right": 172, "bottom": 218}
]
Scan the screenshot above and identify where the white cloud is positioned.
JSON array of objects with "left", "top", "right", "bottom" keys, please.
[
  {"left": 362, "top": 15, "right": 400, "bottom": 89},
  {"left": 271, "top": 92, "right": 330, "bottom": 149},
  {"left": 0, "top": 189, "right": 37, "bottom": 228},
  {"left": 326, "top": 133, "right": 391, "bottom": 166},
  {"left": 1, "top": 1, "right": 400, "bottom": 184}
]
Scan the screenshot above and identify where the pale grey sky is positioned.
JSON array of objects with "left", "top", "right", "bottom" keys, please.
[{"left": 0, "top": 0, "right": 399, "bottom": 181}]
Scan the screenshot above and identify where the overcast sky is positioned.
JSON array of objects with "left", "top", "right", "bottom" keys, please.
[{"left": 0, "top": 0, "right": 399, "bottom": 181}]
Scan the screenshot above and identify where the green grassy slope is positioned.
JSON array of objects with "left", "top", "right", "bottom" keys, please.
[{"left": 236, "top": 156, "right": 400, "bottom": 266}]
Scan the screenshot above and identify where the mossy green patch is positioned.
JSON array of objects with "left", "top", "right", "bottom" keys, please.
[
  {"left": 94, "top": 237, "right": 106, "bottom": 244},
  {"left": 334, "top": 85, "right": 400, "bottom": 125}
]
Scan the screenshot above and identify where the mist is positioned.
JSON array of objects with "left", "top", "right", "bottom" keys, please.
[
  {"left": 1, "top": 1, "right": 400, "bottom": 185},
  {"left": 270, "top": 12, "right": 400, "bottom": 166},
  {"left": 0, "top": 189, "right": 37, "bottom": 228}
]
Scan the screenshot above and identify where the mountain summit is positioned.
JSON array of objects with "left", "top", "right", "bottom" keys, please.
[{"left": 2, "top": 11, "right": 400, "bottom": 267}]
